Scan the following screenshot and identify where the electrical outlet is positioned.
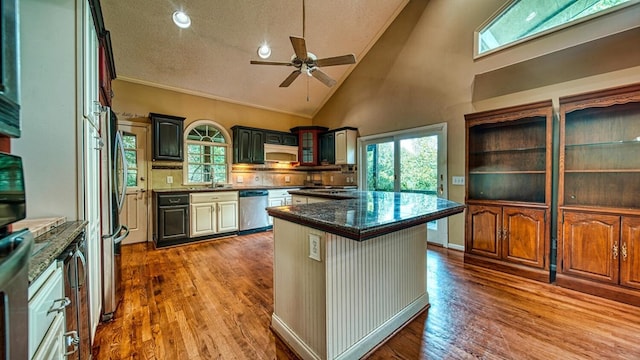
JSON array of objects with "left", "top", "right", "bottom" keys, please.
[
  {"left": 285, "top": 176, "right": 291, "bottom": 183},
  {"left": 237, "top": 175, "right": 244, "bottom": 183},
  {"left": 452, "top": 176, "right": 465, "bottom": 185},
  {"left": 309, "top": 234, "right": 321, "bottom": 261},
  {"left": 166, "top": 176, "right": 173, "bottom": 184}
]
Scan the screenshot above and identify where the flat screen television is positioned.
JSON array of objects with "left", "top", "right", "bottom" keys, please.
[{"left": 0, "top": 152, "right": 26, "bottom": 236}]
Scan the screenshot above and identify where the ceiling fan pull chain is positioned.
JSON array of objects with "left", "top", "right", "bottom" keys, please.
[{"left": 307, "top": 76, "right": 310, "bottom": 102}]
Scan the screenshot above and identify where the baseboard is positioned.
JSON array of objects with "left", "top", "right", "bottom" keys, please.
[
  {"left": 271, "top": 314, "right": 321, "bottom": 360},
  {"left": 447, "top": 243, "right": 465, "bottom": 251},
  {"left": 336, "top": 294, "right": 429, "bottom": 360},
  {"left": 272, "top": 294, "right": 429, "bottom": 360}
]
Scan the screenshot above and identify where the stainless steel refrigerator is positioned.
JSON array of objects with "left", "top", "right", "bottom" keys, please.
[{"left": 100, "top": 109, "right": 129, "bottom": 321}]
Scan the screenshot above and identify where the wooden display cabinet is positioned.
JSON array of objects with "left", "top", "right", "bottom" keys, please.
[
  {"left": 557, "top": 83, "right": 640, "bottom": 306},
  {"left": 464, "top": 100, "right": 553, "bottom": 282}
]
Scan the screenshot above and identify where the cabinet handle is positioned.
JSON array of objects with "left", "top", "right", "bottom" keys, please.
[
  {"left": 168, "top": 199, "right": 180, "bottom": 204},
  {"left": 622, "top": 242, "right": 628, "bottom": 261},
  {"left": 613, "top": 242, "right": 619, "bottom": 260},
  {"left": 64, "top": 330, "right": 80, "bottom": 355},
  {"left": 48, "top": 297, "right": 71, "bottom": 314},
  {"left": 502, "top": 229, "right": 508, "bottom": 240}
]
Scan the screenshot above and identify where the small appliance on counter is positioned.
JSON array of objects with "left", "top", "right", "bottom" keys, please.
[{"left": 0, "top": 152, "right": 31, "bottom": 359}]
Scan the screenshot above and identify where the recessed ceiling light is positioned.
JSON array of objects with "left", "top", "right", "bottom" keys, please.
[
  {"left": 257, "top": 44, "right": 271, "bottom": 59},
  {"left": 173, "top": 11, "right": 191, "bottom": 29}
]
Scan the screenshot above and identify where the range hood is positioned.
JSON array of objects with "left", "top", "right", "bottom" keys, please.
[{"left": 264, "top": 143, "right": 298, "bottom": 162}]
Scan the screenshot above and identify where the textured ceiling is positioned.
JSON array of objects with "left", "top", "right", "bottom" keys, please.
[{"left": 101, "top": 0, "right": 409, "bottom": 118}]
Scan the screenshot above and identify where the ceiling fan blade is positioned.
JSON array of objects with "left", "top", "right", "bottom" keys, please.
[
  {"left": 290, "top": 36, "right": 308, "bottom": 60},
  {"left": 279, "top": 70, "right": 302, "bottom": 87},
  {"left": 316, "top": 54, "right": 356, "bottom": 67},
  {"left": 250, "top": 60, "right": 292, "bottom": 66},
  {"left": 310, "top": 68, "right": 336, "bottom": 87}
]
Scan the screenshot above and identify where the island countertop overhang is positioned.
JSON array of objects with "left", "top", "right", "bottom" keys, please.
[{"left": 267, "top": 191, "right": 465, "bottom": 241}]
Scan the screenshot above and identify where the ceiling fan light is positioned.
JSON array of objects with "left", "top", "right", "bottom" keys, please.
[
  {"left": 257, "top": 44, "right": 271, "bottom": 59},
  {"left": 172, "top": 11, "right": 191, "bottom": 29}
]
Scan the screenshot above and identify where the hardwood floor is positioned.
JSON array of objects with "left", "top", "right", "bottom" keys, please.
[{"left": 92, "top": 232, "right": 640, "bottom": 359}]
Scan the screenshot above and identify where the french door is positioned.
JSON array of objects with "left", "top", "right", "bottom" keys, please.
[{"left": 359, "top": 123, "right": 448, "bottom": 246}]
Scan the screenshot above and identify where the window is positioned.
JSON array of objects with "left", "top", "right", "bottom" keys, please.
[
  {"left": 122, "top": 132, "right": 138, "bottom": 187},
  {"left": 359, "top": 123, "right": 449, "bottom": 246},
  {"left": 476, "top": 0, "right": 635, "bottom": 56},
  {"left": 184, "top": 121, "right": 230, "bottom": 184}
]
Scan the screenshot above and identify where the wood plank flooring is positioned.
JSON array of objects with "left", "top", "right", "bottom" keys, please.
[{"left": 92, "top": 232, "right": 640, "bottom": 359}]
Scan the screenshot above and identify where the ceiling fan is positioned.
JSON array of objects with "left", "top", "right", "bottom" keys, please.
[{"left": 250, "top": 0, "right": 356, "bottom": 88}]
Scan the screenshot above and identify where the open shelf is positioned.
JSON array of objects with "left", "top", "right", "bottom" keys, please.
[
  {"left": 563, "top": 172, "right": 640, "bottom": 209},
  {"left": 468, "top": 173, "right": 546, "bottom": 203}
]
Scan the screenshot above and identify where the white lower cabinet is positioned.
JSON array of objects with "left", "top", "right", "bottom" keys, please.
[
  {"left": 190, "top": 192, "right": 238, "bottom": 237},
  {"left": 217, "top": 200, "right": 239, "bottom": 233},
  {"left": 268, "top": 189, "right": 297, "bottom": 225},
  {"left": 28, "top": 262, "right": 66, "bottom": 360},
  {"left": 292, "top": 194, "right": 330, "bottom": 205}
]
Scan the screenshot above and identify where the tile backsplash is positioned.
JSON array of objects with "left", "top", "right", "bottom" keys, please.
[{"left": 150, "top": 165, "right": 357, "bottom": 189}]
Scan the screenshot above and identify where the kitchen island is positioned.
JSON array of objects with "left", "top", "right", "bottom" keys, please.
[{"left": 267, "top": 191, "right": 464, "bottom": 360}]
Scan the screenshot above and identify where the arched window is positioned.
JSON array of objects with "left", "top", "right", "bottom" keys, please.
[{"left": 183, "top": 120, "right": 230, "bottom": 184}]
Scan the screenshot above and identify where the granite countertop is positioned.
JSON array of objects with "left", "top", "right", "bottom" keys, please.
[
  {"left": 153, "top": 185, "right": 356, "bottom": 193},
  {"left": 288, "top": 188, "right": 360, "bottom": 200},
  {"left": 24, "top": 220, "right": 87, "bottom": 283},
  {"left": 267, "top": 191, "right": 465, "bottom": 241}
]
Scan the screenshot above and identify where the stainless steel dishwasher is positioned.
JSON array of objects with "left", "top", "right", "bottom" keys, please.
[{"left": 238, "top": 190, "right": 269, "bottom": 234}]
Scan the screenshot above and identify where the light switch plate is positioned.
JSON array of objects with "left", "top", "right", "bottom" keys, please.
[
  {"left": 452, "top": 176, "right": 465, "bottom": 185},
  {"left": 166, "top": 176, "right": 173, "bottom": 184},
  {"left": 285, "top": 175, "right": 291, "bottom": 183},
  {"left": 309, "top": 234, "right": 321, "bottom": 261},
  {"left": 237, "top": 175, "right": 243, "bottom": 183}
]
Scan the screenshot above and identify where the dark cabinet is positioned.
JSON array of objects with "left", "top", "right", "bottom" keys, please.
[
  {"left": 151, "top": 113, "right": 185, "bottom": 161},
  {"left": 291, "top": 126, "right": 328, "bottom": 166},
  {"left": 0, "top": 0, "right": 21, "bottom": 137},
  {"left": 232, "top": 126, "right": 264, "bottom": 164},
  {"left": 98, "top": 32, "right": 116, "bottom": 107},
  {"left": 154, "top": 193, "right": 189, "bottom": 247},
  {"left": 265, "top": 130, "right": 298, "bottom": 146},
  {"left": 464, "top": 101, "right": 552, "bottom": 282},
  {"left": 319, "top": 131, "right": 335, "bottom": 164},
  {"left": 281, "top": 133, "right": 298, "bottom": 146}
]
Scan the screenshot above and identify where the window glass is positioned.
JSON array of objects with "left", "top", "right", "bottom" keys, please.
[
  {"left": 478, "top": 0, "right": 633, "bottom": 55},
  {"left": 122, "top": 132, "right": 138, "bottom": 187},
  {"left": 185, "top": 122, "right": 229, "bottom": 184}
]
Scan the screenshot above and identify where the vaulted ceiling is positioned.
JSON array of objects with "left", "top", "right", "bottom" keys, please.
[{"left": 101, "top": 0, "right": 409, "bottom": 118}]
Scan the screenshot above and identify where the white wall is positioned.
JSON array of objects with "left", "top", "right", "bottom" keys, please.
[{"left": 13, "top": 0, "right": 79, "bottom": 220}]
